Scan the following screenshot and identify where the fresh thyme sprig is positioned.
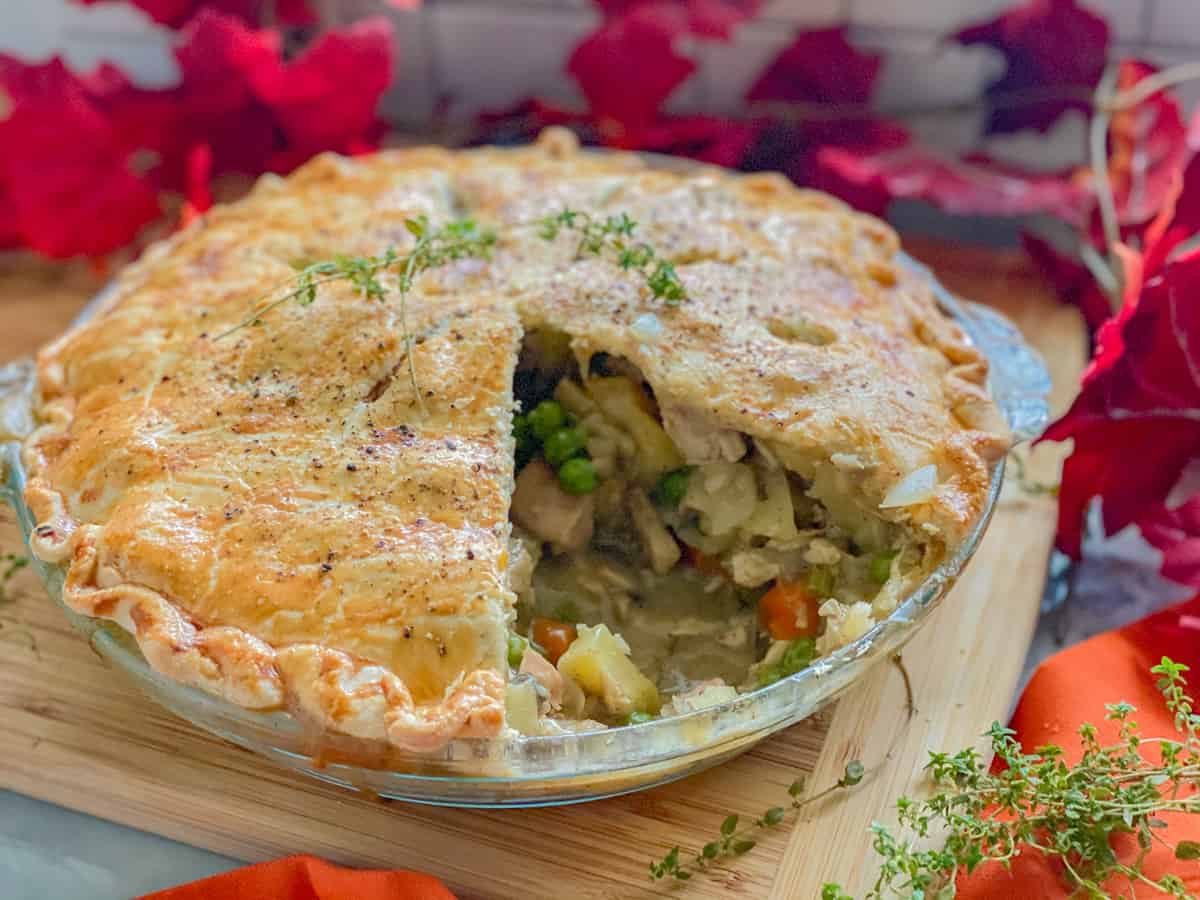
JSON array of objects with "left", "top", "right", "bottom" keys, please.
[
  {"left": 0, "top": 552, "right": 28, "bottom": 604},
  {"left": 214, "top": 215, "right": 498, "bottom": 410},
  {"left": 216, "top": 207, "right": 686, "bottom": 409},
  {"left": 534, "top": 209, "right": 687, "bottom": 304},
  {"left": 649, "top": 760, "right": 867, "bottom": 882},
  {"left": 820, "top": 657, "right": 1200, "bottom": 899}
]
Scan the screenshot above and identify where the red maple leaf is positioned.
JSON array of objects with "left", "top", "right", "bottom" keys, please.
[
  {"left": 815, "top": 145, "right": 1089, "bottom": 220},
  {"left": 593, "top": 1, "right": 762, "bottom": 40},
  {"left": 634, "top": 115, "right": 763, "bottom": 167},
  {"left": 250, "top": 16, "right": 393, "bottom": 166},
  {"left": 1041, "top": 206, "right": 1200, "bottom": 560},
  {"left": 0, "top": 11, "right": 393, "bottom": 259},
  {"left": 568, "top": 4, "right": 696, "bottom": 140},
  {"left": 1141, "top": 496, "right": 1200, "bottom": 587},
  {"left": 737, "top": 28, "right": 911, "bottom": 192},
  {"left": 568, "top": 3, "right": 696, "bottom": 141},
  {"left": 746, "top": 27, "right": 879, "bottom": 107},
  {"left": 956, "top": 0, "right": 1109, "bottom": 135},
  {"left": 1108, "top": 60, "right": 1190, "bottom": 231},
  {"left": 0, "top": 57, "right": 162, "bottom": 258},
  {"left": 70, "top": 0, "right": 315, "bottom": 28}
]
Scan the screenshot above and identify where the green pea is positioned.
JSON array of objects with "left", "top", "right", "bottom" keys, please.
[
  {"left": 625, "top": 711, "right": 655, "bottom": 726},
  {"left": 652, "top": 467, "right": 693, "bottom": 507},
  {"left": 543, "top": 425, "right": 588, "bottom": 466},
  {"left": 528, "top": 400, "right": 566, "bottom": 440},
  {"left": 558, "top": 457, "right": 598, "bottom": 495},
  {"left": 807, "top": 565, "right": 836, "bottom": 597},
  {"left": 779, "top": 637, "right": 816, "bottom": 675},
  {"left": 869, "top": 551, "right": 898, "bottom": 585},
  {"left": 507, "top": 633, "right": 528, "bottom": 669}
]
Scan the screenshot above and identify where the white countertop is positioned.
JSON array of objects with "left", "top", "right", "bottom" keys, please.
[{"left": 1, "top": 791, "right": 236, "bottom": 900}]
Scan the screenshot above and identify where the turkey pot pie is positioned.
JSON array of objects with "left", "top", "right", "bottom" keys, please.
[{"left": 24, "top": 129, "right": 1009, "bottom": 750}]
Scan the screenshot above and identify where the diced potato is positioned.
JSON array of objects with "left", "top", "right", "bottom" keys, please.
[
  {"left": 585, "top": 376, "right": 683, "bottom": 481},
  {"left": 557, "top": 624, "right": 661, "bottom": 717},
  {"left": 742, "top": 466, "right": 799, "bottom": 540},
  {"left": 505, "top": 679, "right": 541, "bottom": 735}
]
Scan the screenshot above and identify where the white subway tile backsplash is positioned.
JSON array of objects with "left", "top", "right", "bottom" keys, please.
[
  {"left": 430, "top": 3, "right": 597, "bottom": 121},
  {"left": 1084, "top": 0, "right": 1150, "bottom": 41},
  {"left": 849, "top": 0, "right": 1013, "bottom": 32},
  {"left": 850, "top": 0, "right": 1144, "bottom": 40},
  {"left": 4, "top": 0, "right": 178, "bottom": 87},
  {"left": 699, "top": 23, "right": 797, "bottom": 112},
  {"left": 980, "top": 109, "right": 1089, "bottom": 170},
  {"left": 758, "top": 0, "right": 848, "bottom": 23},
  {"left": 861, "top": 30, "right": 1003, "bottom": 111},
  {"left": 380, "top": 7, "right": 435, "bottom": 125},
  {"left": 1137, "top": 45, "right": 1200, "bottom": 115},
  {"left": 1148, "top": 0, "right": 1200, "bottom": 48}
]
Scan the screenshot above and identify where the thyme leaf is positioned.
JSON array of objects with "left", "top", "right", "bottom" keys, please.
[
  {"left": 535, "top": 208, "right": 687, "bottom": 304},
  {"left": 217, "top": 207, "right": 685, "bottom": 409},
  {"left": 649, "top": 759, "right": 869, "bottom": 882},
  {"left": 652, "top": 657, "right": 1200, "bottom": 898},
  {"left": 820, "top": 657, "right": 1200, "bottom": 898}
]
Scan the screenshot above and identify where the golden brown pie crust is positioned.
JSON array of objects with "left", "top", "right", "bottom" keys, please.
[{"left": 23, "top": 129, "right": 1008, "bottom": 749}]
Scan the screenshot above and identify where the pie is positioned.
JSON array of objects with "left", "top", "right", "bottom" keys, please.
[{"left": 23, "top": 129, "right": 1010, "bottom": 751}]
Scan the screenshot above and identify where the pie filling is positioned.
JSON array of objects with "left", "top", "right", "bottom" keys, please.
[{"left": 503, "top": 329, "right": 934, "bottom": 735}]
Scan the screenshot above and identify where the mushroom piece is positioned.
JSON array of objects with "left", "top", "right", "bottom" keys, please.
[
  {"left": 628, "top": 488, "right": 681, "bottom": 575},
  {"left": 511, "top": 460, "right": 594, "bottom": 552}
]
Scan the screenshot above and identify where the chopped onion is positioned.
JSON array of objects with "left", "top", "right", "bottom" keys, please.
[{"left": 879, "top": 464, "right": 937, "bottom": 508}]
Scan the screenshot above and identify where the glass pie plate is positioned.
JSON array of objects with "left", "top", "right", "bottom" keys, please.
[{"left": 0, "top": 253, "right": 1050, "bottom": 808}]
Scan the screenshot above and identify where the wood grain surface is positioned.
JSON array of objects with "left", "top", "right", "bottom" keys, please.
[{"left": 0, "top": 241, "right": 1085, "bottom": 899}]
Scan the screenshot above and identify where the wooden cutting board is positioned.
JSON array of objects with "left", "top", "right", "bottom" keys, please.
[{"left": 0, "top": 241, "right": 1085, "bottom": 899}]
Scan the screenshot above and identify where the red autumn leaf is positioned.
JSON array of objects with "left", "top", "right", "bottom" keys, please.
[
  {"left": 956, "top": 0, "right": 1108, "bottom": 135},
  {"left": 1141, "top": 115, "right": 1200, "bottom": 273},
  {"left": 171, "top": 10, "right": 393, "bottom": 175},
  {"left": 633, "top": 115, "right": 763, "bottom": 167},
  {"left": 738, "top": 28, "right": 905, "bottom": 191},
  {"left": 1041, "top": 243, "right": 1200, "bottom": 558},
  {"left": 1140, "top": 496, "right": 1200, "bottom": 587},
  {"left": 71, "top": 0, "right": 315, "bottom": 28},
  {"left": 250, "top": 16, "right": 393, "bottom": 164},
  {"left": 171, "top": 10, "right": 281, "bottom": 174},
  {"left": 814, "top": 144, "right": 1090, "bottom": 220},
  {"left": 593, "top": 1, "right": 762, "bottom": 40},
  {"left": 1108, "top": 60, "right": 1189, "bottom": 230},
  {"left": 746, "top": 27, "right": 879, "bottom": 106},
  {"left": 473, "top": 98, "right": 591, "bottom": 146},
  {"left": 568, "top": 4, "right": 696, "bottom": 139},
  {"left": 0, "top": 56, "right": 161, "bottom": 258}
]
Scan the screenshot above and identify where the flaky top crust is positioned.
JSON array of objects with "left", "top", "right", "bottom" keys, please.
[{"left": 24, "top": 129, "right": 1008, "bottom": 749}]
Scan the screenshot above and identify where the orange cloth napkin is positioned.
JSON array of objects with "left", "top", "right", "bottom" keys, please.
[
  {"left": 142, "top": 595, "right": 1200, "bottom": 899},
  {"left": 138, "top": 855, "right": 457, "bottom": 900},
  {"left": 958, "top": 592, "right": 1200, "bottom": 897}
]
